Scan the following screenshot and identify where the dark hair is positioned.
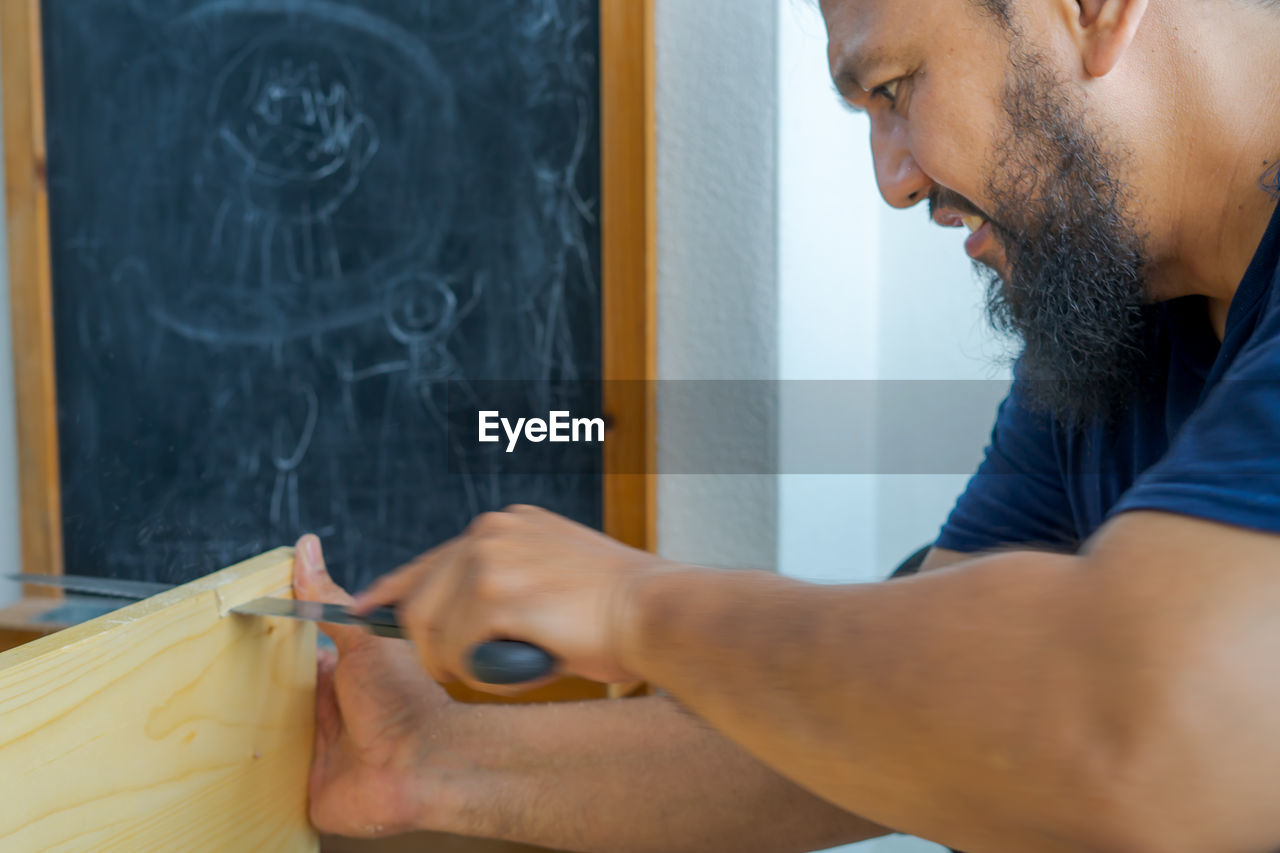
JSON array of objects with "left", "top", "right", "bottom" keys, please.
[
  {"left": 802, "top": 0, "right": 1015, "bottom": 22},
  {"left": 970, "top": 0, "right": 1014, "bottom": 28}
]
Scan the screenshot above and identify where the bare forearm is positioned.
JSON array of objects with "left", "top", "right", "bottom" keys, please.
[
  {"left": 432, "top": 695, "right": 889, "bottom": 853},
  {"left": 623, "top": 556, "right": 1123, "bottom": 853}
]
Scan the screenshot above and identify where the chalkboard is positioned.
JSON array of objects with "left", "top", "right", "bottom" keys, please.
[{"left": 38, "top": 0, "right": 606, "bottom": 591}]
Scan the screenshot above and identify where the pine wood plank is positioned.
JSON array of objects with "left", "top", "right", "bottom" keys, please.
[{"left": 0, "top": 548, "right": 318, "bottom": 852}]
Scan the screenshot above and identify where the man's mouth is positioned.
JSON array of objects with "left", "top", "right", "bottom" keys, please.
[
  {"left": 961, "top": 215, "right": 993, "bottom": 259},
  {"left": 928, "top": 189, "right": 1001, "bottom": 261}
]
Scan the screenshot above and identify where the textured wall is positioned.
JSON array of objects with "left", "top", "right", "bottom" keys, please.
[
  {"left": 776, "top": 0, "right": 881, "bottom": 585},
  {"left": 655, "top": 0, "right": 780, "bottom": 570}
]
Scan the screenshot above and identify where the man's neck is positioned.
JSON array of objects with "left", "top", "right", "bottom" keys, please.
[{"left": 1152, "top": 2, "right": 1280, "bottom": 339}]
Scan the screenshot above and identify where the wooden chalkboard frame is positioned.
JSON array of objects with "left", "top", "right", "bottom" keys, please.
[{"left": 1, "top": 0, "right": 655, "bottom": 580}]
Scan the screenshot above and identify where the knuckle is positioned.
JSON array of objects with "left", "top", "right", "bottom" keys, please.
[
  {"left": 473, "top": 567, "right": 515, "bottom": 599},
  {"left": 467, "top": 537, "right": 505, "bottom": 566},
  {"left": 467, "top": 511, "right": 509, "bottom": 537}
]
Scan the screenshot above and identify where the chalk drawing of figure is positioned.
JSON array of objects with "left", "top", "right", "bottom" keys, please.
[
  {"left": 143, "top": 1, "right": 458, "bottom": 346},
  {"left": 49, "top": 0, "right": 597, "bottom": 583},
  {"left": 269, "top": 380, "right": 319, "bottom": 530},
  {"left": 204, "top": 38, "right": 379, "bottom": 294}
]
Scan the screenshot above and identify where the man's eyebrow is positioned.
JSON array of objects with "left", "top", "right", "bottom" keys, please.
[
  {"left": 833, "top": 68, "right": 863, "bottom": 99},
  {"left": 832, "top": 80, "right": 865, "bottom": 114}
]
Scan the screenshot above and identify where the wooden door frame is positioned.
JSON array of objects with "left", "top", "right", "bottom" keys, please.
[
  {"left": 600, "top": 0, "right": 657, "bottom": 552},
  {"left": 0, "top": 0, "right": 656, "bottom": 578},
  {"left": 0, "top": 0, "right": 62, "bottom": 582}
]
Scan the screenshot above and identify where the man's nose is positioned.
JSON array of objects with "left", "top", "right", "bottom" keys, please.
[{"left": 871, "top": 121, "right": 931, "bottom": 209}]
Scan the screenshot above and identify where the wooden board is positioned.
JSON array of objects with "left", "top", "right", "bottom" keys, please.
[{"left": 0, "top": 548, "right": 317, "bottom": 852}]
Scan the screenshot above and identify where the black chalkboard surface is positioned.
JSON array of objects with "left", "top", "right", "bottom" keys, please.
[{"left": 41, "top": 0, "right": 603, "bottom": 591}]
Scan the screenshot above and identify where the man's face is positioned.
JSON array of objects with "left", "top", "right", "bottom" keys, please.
[{"left": 822, "top": 0, "right": 1153, "bottom": 424}]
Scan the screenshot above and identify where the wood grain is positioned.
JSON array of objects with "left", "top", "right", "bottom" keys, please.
[
  {"left": 0, "top": 548, "right": 318, "bottom": 852},
  {"left": 0, "top": 0, "right": 63, "bottom": 581},
  {"left": 601, "top": 0, "right": 657, "bottom": 553}
]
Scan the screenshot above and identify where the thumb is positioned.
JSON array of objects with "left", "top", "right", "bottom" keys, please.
[{"left": 293, "top": 534, "right": 365, "bottom": 652}]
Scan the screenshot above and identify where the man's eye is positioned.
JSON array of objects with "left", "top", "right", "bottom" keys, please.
[{"left": 871, "top": 79, "right": 900, "bottom": 105}]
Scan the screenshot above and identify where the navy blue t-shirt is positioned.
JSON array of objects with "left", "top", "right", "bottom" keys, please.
[{"left": 938, "top": 198, "right": 1280, "bottom": 553}]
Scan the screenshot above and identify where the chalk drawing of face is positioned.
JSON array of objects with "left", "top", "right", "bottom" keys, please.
[
  {"left": 213, "top": 42, "right": 378, "bottom": 223},
  {"left": 141, "top": 1, "right": 458, "bottom": 345}
]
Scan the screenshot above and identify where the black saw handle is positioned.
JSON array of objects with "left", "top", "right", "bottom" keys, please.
[
  {"left": 362, "top": 607, "right": 556, "bottom": 685},
  {"left": 469, "top": 640, "right": 557, "bottom": 686}
]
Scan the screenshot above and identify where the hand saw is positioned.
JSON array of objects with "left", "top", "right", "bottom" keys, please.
[{"left": 10, "top": 573, "right": 555, "bottom": 686}]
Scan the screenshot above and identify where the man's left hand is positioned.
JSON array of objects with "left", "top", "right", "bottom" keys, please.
[{"left": 352, "top": 505, "right": 677, "bottom": 691}]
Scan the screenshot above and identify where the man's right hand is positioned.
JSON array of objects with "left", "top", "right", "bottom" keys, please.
[{"left": 294, "top": 534, "right": 465, "bottom": 838}]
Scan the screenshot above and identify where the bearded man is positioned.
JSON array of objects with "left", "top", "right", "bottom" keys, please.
[{"left": 293, "top": 1, "right": 1280, "bottom": 850}]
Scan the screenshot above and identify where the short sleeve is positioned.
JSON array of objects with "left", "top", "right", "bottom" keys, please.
[
  {"left": 936, "top": 377, "right": 1080, "bottom": 554},
  {"left": 1109, "top": 320, "right": 1280, "bottom": 532}
]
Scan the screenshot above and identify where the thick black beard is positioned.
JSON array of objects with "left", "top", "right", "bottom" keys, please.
[{"left": 978, "top": 43, "right": 1152, "bottom": 427}]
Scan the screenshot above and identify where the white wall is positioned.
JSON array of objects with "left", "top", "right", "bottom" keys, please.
[
  {"left": 655, "top": 0, "right": 780, "bottom": 572},
  {"left": 652, "top": 0, "right": 1002, "bottom": 594},
  {"left": 776, "top": 0, "right": 881, "bottom": 585}
]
